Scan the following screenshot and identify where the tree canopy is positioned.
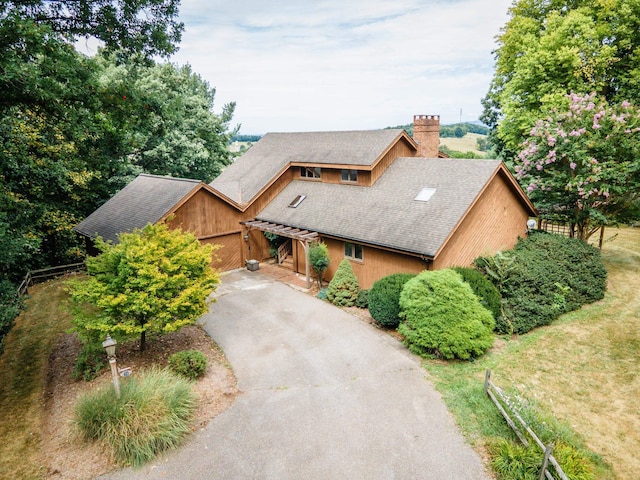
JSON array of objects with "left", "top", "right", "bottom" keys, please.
[
  {"left": 515, "top": 93, "right": 640, "bottom": 239},
  {"left": 482, "top": 0, "right": 640, "bottom": 158},
  {"left": 1, "top": 0, "right": 183, "bottom": 58},
  {"left": 69, "top": 223, "right": 220, "bottom": 351},
  {"left": 0, "top": 2, "right": 236, "bottom": 348}
]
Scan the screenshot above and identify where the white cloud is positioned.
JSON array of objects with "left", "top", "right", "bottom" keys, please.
[{"left": 171, "top": 0, "right": 512, "bottom": 133}]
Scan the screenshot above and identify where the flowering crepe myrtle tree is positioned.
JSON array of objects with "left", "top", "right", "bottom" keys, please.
[{"left": 515, "top": 93, "right": 640, "bottom": 240}]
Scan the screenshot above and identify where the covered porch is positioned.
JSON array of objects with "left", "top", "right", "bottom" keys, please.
[{"left": 241, "top": 219, "right": 319, "bottom": 289}]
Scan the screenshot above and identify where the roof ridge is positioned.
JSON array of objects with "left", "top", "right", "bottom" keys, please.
[{"left": 139, "top": 173, "right": 201, "bottom": 183}]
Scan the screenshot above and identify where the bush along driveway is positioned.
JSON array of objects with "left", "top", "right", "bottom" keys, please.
[{"left": 100, "top": 269, "right": 490, "bottom": 480}]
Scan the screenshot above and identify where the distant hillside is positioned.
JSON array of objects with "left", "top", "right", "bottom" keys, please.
[{"left": 386, "top": 122, "right": 489, "bottom": 138}]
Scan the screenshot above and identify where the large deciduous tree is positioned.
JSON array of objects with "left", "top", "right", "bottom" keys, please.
[
  {"left": 69, "top": 223, "right": 220, "bottom": 351},
  {"left": 515, "top": 93, "right": 640, "bottom": 239},
  {"left": 482, "top": 0, "right": 640, "bottom": 158}
]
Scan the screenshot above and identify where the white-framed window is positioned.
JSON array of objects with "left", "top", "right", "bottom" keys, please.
[
  {"left": 344, "top": 242, "right": 363, "bottom": 260},
  {"left": 300, "top": 167, "right": 321, "bottom": 179},
  {"left": 341, "top": 169, "right": 358, "bottom": 182}
]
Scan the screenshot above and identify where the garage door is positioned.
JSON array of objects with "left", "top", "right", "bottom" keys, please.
[{"left": 201, "top": 233, "right": 243, "bottom": 271}]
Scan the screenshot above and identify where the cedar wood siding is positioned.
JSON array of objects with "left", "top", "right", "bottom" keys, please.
[
  {"left": 370, "top": 137, "right": 416, "bottom": 184},
  {"left": 167, "top": 169, "right": 296, "bottom": 269},
  {"left": 302, "top": 237, "right": 428, "bottom": 289},
  {"left": 167, "top": 188, "right": 248, "bottom": 270},
  {"left": 431, "top": 168, "right": 530, "bottom": 270}
]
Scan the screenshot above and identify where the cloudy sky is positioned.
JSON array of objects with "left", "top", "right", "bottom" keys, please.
[{"left": 169, "top": 0, "right": 513, "bottom": 134}]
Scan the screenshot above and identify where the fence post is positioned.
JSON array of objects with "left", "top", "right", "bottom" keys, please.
[
  {"left": 484, "top": 369, "right": 491, "bottom": 394},
  {"left": 539, "top": 443, "right": 554, "bottom": 480}
]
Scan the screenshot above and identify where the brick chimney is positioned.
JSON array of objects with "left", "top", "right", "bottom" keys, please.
[{"left": 413, "top": 114, "right": 440, "bottom": 157}]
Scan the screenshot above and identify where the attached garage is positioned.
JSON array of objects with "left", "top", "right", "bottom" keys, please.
[{"left": 201, "top": 232, "right": 243, "bottom": 271}]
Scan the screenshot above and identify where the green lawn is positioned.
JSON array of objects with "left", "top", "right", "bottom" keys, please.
[{"left": 423, "top": 226, "right": 640, "bottom": 480}]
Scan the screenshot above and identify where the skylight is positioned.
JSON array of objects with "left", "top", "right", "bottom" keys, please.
[
  {"left": 414, "top": 188, "right": 436, "bottom": 202},
  {"left": 288, "top": 194, "right": 306, "bottom": 208}
]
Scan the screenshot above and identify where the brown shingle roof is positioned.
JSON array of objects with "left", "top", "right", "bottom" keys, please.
[
  {"left": 74, "top": 174, "right": 200, "bottom": 242},
  {"left": 255, "top": 158, "right": 503, "bottom": 257},
  {"left": 210, "top": 129, "right": 407, "bottom": 205}
]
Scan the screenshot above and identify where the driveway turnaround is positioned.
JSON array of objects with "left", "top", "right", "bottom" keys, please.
[{"left": 101, "top": 270, "right": 490, "bottom": 479}]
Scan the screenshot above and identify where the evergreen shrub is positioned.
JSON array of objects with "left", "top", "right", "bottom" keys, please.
[
  {"left": 452, "top": 267, "right": 502, "bottom": 321},
  {"left": 475, "top": 232, "right": 607, "bottom": 334},
  {"left": 355, "top": 289, "right": 368, "bottom": 309},
  {"left": 398, "top": 269, "right": 494, "bottom": 360},
  {"left": 168, "top": 350, "right": 207, "bottom": 380},
  {"left": 326, "top": 259, "right": 360, "bottom": 307},
  {"left": 368, "top": 273, "right": 416, "bottom": 328}
]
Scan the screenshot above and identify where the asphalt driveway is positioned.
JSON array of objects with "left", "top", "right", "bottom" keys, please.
[{"left": 101, "top": 269, "right": 490, "bottom": 479}]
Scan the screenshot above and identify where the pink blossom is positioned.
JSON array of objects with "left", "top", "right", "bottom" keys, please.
[
  {"left": 570, "top": 162, "right": 577, "bottom": 170},
  {"left": 547, "top": 135, "right": 556, "bottom": 146},
  {"left": 527, "top": 183, "right": 538, "bottom": 192},
  {"left": 536, "top": 164, "right": 543, "bottom": 170},
  {"left": 586, "top": 102, "right": 595, "bottom": 110},
  {"left": 622, "top": 100, "right": 631, "bottom": 108}
]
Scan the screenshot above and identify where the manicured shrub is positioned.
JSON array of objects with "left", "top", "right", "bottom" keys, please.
[
  {"left": 168, "top": 349, "right": 207, "bottom": 380},
  {"left": 326, "top": 259, "right": 360, "bottom": 307},
  {"left": 74, "top": 367, "right": 196, "bottom": 467},
  {"left": 475, "top": 232, "right": 607, "bottom": 334},
  {"left": 368, "top": 273, "right": 416, "bottom": 328},
  {"left": 398, "top": 269, "right": 494, "bottom": 360},
  {"left": 355, "top": 289, "right": 368, "bottom": 309},
  {"left": 453, "top": 267, "right": 502, "bottom": 321}
]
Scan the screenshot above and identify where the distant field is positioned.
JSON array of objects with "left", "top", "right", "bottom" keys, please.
[{"left": 439, "top": 133, "right": 486, "bottom": 156}]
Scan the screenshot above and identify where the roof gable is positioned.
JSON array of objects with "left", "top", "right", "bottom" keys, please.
[
  {"left": 74, "top": 174, "right": 200, "bottom": 242},
  {"left": 255, "top": 158, "right": 506, "bottom": 257},
  {"left": 210, "top": 129, "right": 409, "bottom": 205}
]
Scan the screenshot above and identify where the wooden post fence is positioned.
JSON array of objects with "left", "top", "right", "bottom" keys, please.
[
  {"left": 17, "top": 262, "right": 86, "bottom": 297},
  {"left": 484, "top": 370, "right": 568, "bottom": 480}
]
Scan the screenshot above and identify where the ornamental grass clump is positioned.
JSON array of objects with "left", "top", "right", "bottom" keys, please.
[
  {"left": 74, "top": 367, "right": 196, "bottom": 467},
  {"left": 326, "top": 259, "right": 360, "bottom": 307},
  {"left": 398, "top": 269, "right": 494, "bottom": 360}
]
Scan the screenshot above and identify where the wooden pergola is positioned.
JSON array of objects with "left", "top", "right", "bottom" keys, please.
[{"left": 241, "top": 219, "right": 319, "bottom": 288}]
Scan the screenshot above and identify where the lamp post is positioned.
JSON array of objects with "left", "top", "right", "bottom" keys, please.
[
  {"left": 102, "top": 334, "right": 121, "bottom": 398},
  {"left": 526, "top": 219, "right": 537, "bottom": 235}
]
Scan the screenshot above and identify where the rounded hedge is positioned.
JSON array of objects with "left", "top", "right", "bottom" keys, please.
[
  {"left": 398, "top": 269, "right": 495, "bottom": 360},
  {"left": 368, "top": 273, "right": 416, "bottom": 328},
  {"left": 326, "top": 259, "right": 360, "bottom": 307},
  {"left": 452, "top": 267, "right": 502, "bottom": 321},
  {"left": 168, "top": 350, "right": 207, "bottom": 380}
]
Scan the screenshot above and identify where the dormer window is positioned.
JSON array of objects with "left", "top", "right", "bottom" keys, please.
[
  {"left": 341, "top": 169, "right": 358, "bottom": 182},
  {"left": 300, "top": 167, "right": 321, "bottom": 179}
]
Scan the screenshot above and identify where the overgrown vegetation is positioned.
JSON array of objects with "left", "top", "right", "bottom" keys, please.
[
  {"left": 74, "top": 367, "right": 196, "bottom": 467},
  {"left": 168, "top": 350, "right": 207, "bottom": 380},
  {"left": 475, "top": 232, "right": 607, "bottom": 334},
  {"left": 326, "top": 259, "right": 360, "bottom": 307},
  {"left": 368, "top": 273, "right": 415, "bottom": 328},
  {"left": 398, "top": 269, "right": 495, "bottom": 360}
]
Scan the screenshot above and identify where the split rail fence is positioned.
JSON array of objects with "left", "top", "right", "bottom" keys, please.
[
  {"left": 484, "top": 370, "right": 569, "bottom": 480},
  {"left": 17, "top": 262, "right": 86, "bottom": 297}
]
